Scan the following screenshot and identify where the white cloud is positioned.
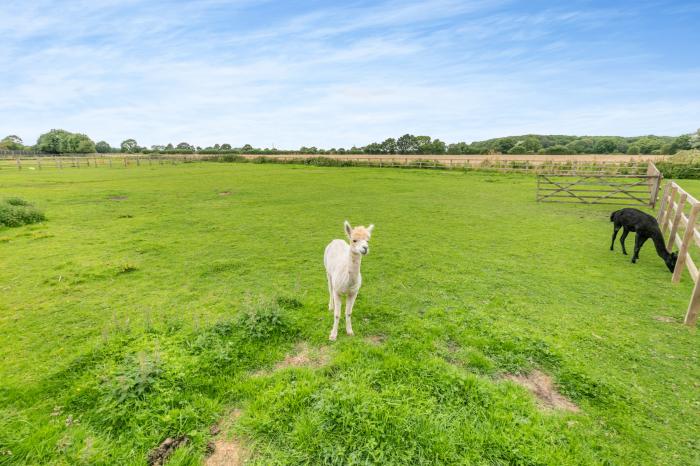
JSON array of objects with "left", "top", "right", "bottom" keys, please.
[{"left": 0, "top": 0, "right": 697, "bottom": 148}]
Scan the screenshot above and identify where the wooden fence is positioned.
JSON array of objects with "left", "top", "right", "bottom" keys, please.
[
  {"left": 536, "top": 162, "right": 662, "bottom": 208},
  {"left": 1, "top": 154, "right": 663, "bottom": 175},
  {"left": 657, "top": 181, "right": 700, "bottom": 326}
]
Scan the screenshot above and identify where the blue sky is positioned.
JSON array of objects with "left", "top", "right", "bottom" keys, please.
[{"left": 1, "top": 0, "right": 699, "bottom": 148}]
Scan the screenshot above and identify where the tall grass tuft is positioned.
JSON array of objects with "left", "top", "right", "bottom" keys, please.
[
  {"left": 237, "top": 300, "right": 289, "bottom": 340},
  {"left": 0, "top": 197, "right": 46, "bottom": 227}
]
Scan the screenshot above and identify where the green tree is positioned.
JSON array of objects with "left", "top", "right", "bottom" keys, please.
[
  {"left": 495, "top": 137, "right": 516, "bottom": 154},
  {"left": 120, "top": 139, "right": 138, "bottom": 153},
  {"left": 593, "top": 138, "right": 617, "bottom": 154},
  {"left": 507, "top": 143, "right": 527, "bottom": 154},
  {"left": 627, "top": 145, "right": 640, "bottom": 155},
  {"left": 0, "top": 135, "right": 24, "bottom": 150},
  {"left": 523, "top": 136, "right": 541, "bottom": 153},
  {"left": 74, "top": 135, "right": 96, "bottom": 153},
  {"left": 176, "top": 142, "right": 194, "bottom": 151},
  {"left": 544, "top": 145, "right": 568, "bottom": 155},
  {"left": 95, "top": 141, "right": 111, "bottom": 153},
  {"left": 396, "top": 134, "right": 418, "bottom": 154},
  {"left": 672, "top": 134, "right": 692, "bottom": 151},
  {"left": 37, "top": 129, "right": 95, "bottom": 154},
  {"left": 380, "top": 138, "right": 396, "bottom": 154},
  {"left": 221, "top": 143, "right": 232, "bottom": 151},
  {"left": 430, "top": 139, "right": 446, "bottom": 154}
]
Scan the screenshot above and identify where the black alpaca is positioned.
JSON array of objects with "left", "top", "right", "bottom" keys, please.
[{"left": 610, "top": 208, "right": 678, "bottom": 272}]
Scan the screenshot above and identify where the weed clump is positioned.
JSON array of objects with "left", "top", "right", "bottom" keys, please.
[
  {"left": 0, "top": 197, "right": 45, "bottom": 227},
  {"left": 276, "top": 296, "right": 303, "bottom": 309},
  {"left": 237, "top": 302, "right": 288, "bottom": 340},
  {"left": 117, "top": 262, "right": 138, "bottom": 274}
]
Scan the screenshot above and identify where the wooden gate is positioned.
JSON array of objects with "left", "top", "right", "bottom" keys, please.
[{"left": 536, "top": 162, "right": 662, "bottom": 207}]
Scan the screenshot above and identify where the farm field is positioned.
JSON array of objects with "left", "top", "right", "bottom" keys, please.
[{"left": 0, "top": 163, "right": 698, "bottom": 465}]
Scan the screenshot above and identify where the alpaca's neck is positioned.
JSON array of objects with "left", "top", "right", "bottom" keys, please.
[
  {"left": 651, "top": 228, "right": 670, "bottom": 260},
  {"left": 346, "top": 250, "right": 362, "bottom": 283}
]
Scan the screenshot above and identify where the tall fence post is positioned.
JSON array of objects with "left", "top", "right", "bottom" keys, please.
[
  {"left": 657, "top": 183, "right": 671, "bottom": 223},
  {"left": 16, "top": 157, "right": 21, "bottom": 170},
  {"left": 673, "top": 203, "right": 700, "bottom": 283},
  {"left": 667, "top": 193, "right": 687, "bottom": 251},
  {"left": 661, "top": 186, "right": 678, "bottom": 235}
]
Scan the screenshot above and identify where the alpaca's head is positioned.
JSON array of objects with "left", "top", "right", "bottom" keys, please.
[
  {"left": 344, "top": 220, "right": 374, "bottom": 255},
  {"left": 666, "top": 251, "right": 678, "bottom": 273}
]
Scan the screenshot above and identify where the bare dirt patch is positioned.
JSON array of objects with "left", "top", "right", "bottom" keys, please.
[
  {"left": 108, "top": 195, "right": 128, "bottom": 201},
  {"left": 218, "top": 191, "right": 231, "bottom": 196},
  {"left": 147, "top": 436, "right": 189, "bottom": 466},
  {"left": 653, "top": 315, "right": 677, "bottom": 323},
  {"left": 251, "top": 342, "right": 330, "bottom": 377},
  {"left": 206, "top": 409, "right": 249, "bottom": 466},
  {"left": 274, "top": 342, "right": 330, "bottom": 370},
  {"left": 506, "top": 370, "right": 579, "bottom": 413},
  {"left": 365, "top": 335, "right": 386, "bottom": 346}
]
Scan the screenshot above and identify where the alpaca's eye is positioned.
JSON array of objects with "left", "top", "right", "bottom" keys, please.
[{"left": 353, "top": 240, "right": 357, "bottom": 243}]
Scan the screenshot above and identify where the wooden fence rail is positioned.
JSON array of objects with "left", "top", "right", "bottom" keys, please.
[{"left": 657, "top": 181, "right": 700, "bottom": 325}]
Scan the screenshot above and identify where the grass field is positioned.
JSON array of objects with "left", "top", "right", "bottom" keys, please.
[{"left": 1, "top": 163, "right": 698, "bottom": 465}]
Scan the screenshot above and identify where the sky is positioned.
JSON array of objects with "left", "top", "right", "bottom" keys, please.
[{"left": 1, "top": 0, "right": 699, "bottom": 149}]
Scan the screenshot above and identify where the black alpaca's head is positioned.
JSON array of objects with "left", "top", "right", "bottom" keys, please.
[{"left": 666, "top": 252, "right": 678, "bottom": 273}]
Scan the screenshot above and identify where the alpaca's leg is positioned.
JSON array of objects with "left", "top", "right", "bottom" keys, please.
[
  {"left": 632, "top": 235, "right": 648, "bottom": 263},
  {"left": 610, "top": 225, "right": 620, "bottom": 251},
  {"left": 329, "top": 291, "right": 342, "bottom": 341},
  {"left": 327, "top": 274, "right": 333, "bottom": 310},
  {"left": 345, "top": 291, "right": 357, "bottom": 336},
  {"left": 620, "top": 228, "right": 629, "bottom": 255}
]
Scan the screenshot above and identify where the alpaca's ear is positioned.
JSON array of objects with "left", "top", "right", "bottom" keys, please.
[
  {"left": 344, "top": 220, "right": 352, "bottom": 238},
  {"left": 367, "top": 224, "right": 374, "bottom": 236}
]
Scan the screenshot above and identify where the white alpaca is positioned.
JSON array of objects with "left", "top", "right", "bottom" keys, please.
[{"left": 324, "top": 220, "right": 374, "bottom": 341}]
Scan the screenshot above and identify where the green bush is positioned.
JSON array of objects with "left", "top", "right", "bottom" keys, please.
[
  {"left": 656, "top": 162, "right": 700, "bottom": 180},
  {"left": 0, "top": 198, "right": 46, "bottom": 227},
  {"left": 4, "top": 197, "right": 31, "bottom": 206},
  {"left": 237, "top": 302, "right": 289, "bottom": 340}
]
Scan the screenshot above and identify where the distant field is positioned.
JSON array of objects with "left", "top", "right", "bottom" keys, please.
[
  {"left": 239, "top": 153, "right": 667, "bottom": 163},
  {"left": 0, "top": 163, "right": 698, "bottom": 465},
  {"left": 0, "top": 152, "right": 668, "bottom": 172}
]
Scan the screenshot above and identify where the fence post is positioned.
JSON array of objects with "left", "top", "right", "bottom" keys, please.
[
  {"left": 684, "top": 279, "right": 700, "bottom": 326},
  {"left": 657, "top": 183, "right": 670, "bottom": 223},
  {"left": 37, "top": 158, "right": 42, "bottom": 170},
  {"left": 16, "top": 157, "right": 21, "bottom": 170},
  {"left": 673, "top": 203, "right": 700, "bottom": 283},
  {"left": 667, "top": 193, "right": 687, "bottom": 251},
  {"left": 661, "top": 185, "right": 678, "bottom": 234}
]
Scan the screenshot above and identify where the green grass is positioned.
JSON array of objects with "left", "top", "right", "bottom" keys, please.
[{"left": 0, "top": 163, "right": 698, "bottom": 465}]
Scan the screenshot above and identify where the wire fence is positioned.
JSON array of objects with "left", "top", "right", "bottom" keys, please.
[{"left": 3, "top": 153, "right": 700, "bottom": 179}]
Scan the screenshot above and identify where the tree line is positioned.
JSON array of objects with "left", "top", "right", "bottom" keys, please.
[{"left": 2, "top": 129, "right": 700, "bottom": 156}]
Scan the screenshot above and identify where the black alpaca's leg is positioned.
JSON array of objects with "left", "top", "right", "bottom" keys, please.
[
  {"left": 620, "top": 228, "right": 629, "bottom": 255},
  {"left": 632, "top": 235, "right": 649, "bottom": 263},
  {"left": 611, "top": 225, "right": 621, "bottom": 251}
]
